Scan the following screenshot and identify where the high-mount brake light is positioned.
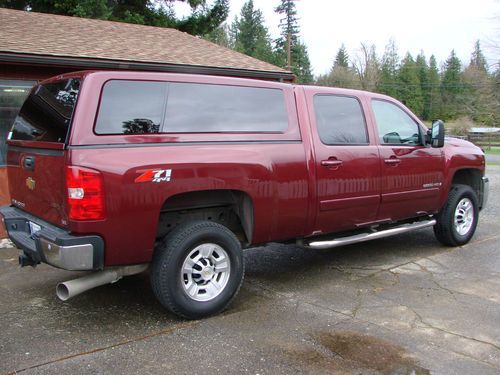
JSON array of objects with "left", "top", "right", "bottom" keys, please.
[{"left": 66, "top": 166, "right": 105, "bottom": 220}]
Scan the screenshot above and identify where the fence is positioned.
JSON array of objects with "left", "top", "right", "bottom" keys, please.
[{"left": 467, "top": 133, "right": 500, "bottom": 149}]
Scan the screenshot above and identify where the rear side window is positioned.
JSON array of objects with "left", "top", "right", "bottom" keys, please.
[
  {"left": 94, "top": 80, "right": 288, "bottom": 134},
  {"left": 164, "top": 83, "right": 288, "bottom": 132},
  {"left": 314, "top": 95, "right": 368, "bottom": 144},
  {"left": 95, "top": 81, "right": 167, "bottom": 134},
  {"left": 10, "top": 79, "right": 80, "bottom": 142}
]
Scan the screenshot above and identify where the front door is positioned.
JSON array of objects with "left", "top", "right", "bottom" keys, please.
[
  {"left": 307, "top": 92, "right": 381, "bottom": 234},
  {"left": 371, "top": 99, "right": 444, "bottom": 221}
]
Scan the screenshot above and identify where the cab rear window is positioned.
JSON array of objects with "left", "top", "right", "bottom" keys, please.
[{"left": 10, "top": 79, "right": 80, "bottom": 143}]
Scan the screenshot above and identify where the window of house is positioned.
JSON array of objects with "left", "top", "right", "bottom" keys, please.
[
  {"left": 0, "top": 80, "right": 37, "bottom": 165},
  {"left": 372, "top": 100, "right": 421, "bottom": 145},
  {"left": 313, "top": 95, "right": 368, "bottom": 144}
]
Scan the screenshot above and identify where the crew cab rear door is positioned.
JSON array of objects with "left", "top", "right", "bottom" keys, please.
[
  {"left": 6, "top": 78, "right": 80, "bottom": 228},
  {"left": 304, "top": 88, "right": 381, "bottom": 233}
]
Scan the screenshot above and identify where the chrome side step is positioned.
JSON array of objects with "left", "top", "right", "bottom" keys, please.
[{"left": 306, "top": 219, "right": 436, "bottom": 250}]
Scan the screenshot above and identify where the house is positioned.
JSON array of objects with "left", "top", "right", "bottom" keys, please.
[{"left": 0, "top": 7, "right": 293, "bottom": 236}]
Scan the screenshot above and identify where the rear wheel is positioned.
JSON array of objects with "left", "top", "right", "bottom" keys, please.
[
  {"left": 434, "top": 184, "right": 479, "bottom": 246},
  {"left": 151, "top": 220, "right": 244, "bottom": 319}
]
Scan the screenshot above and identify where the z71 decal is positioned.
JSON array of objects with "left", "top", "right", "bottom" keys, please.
[{"left": 135, "top": 169, "right": 172, "bottom": 183}]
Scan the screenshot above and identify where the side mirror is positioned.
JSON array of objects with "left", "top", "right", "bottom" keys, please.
[{"left": 428, "top": 119, "right": 445, "bottom": 148}]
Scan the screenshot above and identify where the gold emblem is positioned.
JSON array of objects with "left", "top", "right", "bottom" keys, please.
[{"left": 26, "top": 177, "right": 36, "bottom": 190}]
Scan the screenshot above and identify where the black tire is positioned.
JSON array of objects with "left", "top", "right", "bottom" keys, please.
[
  {"left": 434, "top": 184, "right": 479, "bottom": 246},
  {"left": 151, "top": 220, "right": 244, "bottom": 319}
]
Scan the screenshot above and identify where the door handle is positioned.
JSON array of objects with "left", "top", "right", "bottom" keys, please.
[
  {"left": 384, "top": 158, "right": 401, "bottom": 166},
  {"left": 321, "top": 159, "right": 343, "bottom": 168},
  {"left": 23, "top": 155, "right": 35, "bottom": 171}
]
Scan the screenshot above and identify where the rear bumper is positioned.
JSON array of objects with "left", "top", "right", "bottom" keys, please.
[{"left": 0, "top": 206, "right": 104, "bottom": 270}]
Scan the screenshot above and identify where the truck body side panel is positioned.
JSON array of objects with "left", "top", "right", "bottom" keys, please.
[{"left": 69, "top": 143, "right": 310, "bottom": 265}]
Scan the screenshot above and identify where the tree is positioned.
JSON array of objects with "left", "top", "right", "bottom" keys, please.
[
  {"left": 377, "top": 38, "right": 399, "bottom": 97},
  {"left": 469, "top": 40, "right": 488, "bottom": 72},
  {"left": 416, "top": 52, "right": 430, "bottom": 119},
  {"left": 441, "top": 50, "right": 464, "bottom": 119},
  {"left": 427, "top": 55, "right": 442, "bottom": 120},
  {"left": 316, "top": 44, "right": 358, "bottom": 89},
  {"left": 0, "top": 0, "right": 230, "bottom": 36},
  {"left": 274, "top": 0, "right": 313, "bottom": 83},
  {"left": 333, "top": 44, "right": 349, "bottom": 69},
  {"left": 204, "top": 24, "right": 233, "bottom": 49},
  {"left": 352, "top": 43, "right": 379, "bottom": 91},
  {"left": 232, "top": 1, "right": 275, "bottom": 64},
  {"left": 397, "top": 53, "right": 423, "bottom": 116},
  {"left": 462, "top": 41, "right": 497, "bottom": 125}
]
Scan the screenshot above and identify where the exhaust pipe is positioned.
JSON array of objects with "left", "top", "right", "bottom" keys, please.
[{"left": 56, "top": 264, "right": 148, "bottom": 301}]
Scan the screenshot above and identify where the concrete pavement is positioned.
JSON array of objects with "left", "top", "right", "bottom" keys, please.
[{"left": 1, "top": 167, "right": 499, "bottom": 375}]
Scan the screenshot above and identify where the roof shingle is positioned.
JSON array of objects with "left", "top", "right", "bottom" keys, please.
[{"left": 0, "top": 8, "right": 291, "bottom": 78}]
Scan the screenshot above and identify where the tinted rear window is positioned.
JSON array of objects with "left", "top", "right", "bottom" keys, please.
[
  {"left": 94, "top": 80, "right": 289, "bottom": 134},
  {"left": 95, "top": 81, "right": 167, "bottom": 135},
  {"left": 10, "top": 79, "right": 80, "bottom": 142},
  {"left": 164, "top": 82, "right": 288, "bottom": 133},
  {"left": 314, "top": 95, "right": 368, "bottom": 144}
]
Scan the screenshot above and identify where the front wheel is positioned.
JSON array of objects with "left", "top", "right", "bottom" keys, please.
[
  {"left": 151, "top": 220, "right": 244, "bottom": 319},
  {"left": 434, "top": 184, "right": 479, "bottom": 246}
]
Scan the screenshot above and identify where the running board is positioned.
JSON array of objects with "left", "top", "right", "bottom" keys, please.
[{"left": 306, "top": 219, "right": 436, "bottom": 250}]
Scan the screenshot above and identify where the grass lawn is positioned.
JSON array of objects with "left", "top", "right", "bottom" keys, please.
[{"left": 484, "top": 147, "right": 500, "bottom": 155}]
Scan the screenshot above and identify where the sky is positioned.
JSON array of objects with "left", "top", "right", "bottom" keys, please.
[{"left": 175, "top": 0, "right": 499, "bottom": 76}]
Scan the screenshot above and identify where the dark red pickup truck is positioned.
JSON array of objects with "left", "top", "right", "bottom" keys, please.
[{"left": 0, "top": 71, "right": 489, "bottom": 319}]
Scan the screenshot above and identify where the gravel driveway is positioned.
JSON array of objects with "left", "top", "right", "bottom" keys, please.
[{"left": 1, "top": 167, "right": 499, "bottom": 374}]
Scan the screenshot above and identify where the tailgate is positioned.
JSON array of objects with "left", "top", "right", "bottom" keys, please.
[{"left": 6, "top": 78, "right": 80, "bottom": 228}]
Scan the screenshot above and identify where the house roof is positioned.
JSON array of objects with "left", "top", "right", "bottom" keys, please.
[{"left": 0, "top": 8, "right": 293, "bottom": 81}]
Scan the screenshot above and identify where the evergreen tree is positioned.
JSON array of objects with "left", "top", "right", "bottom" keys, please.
[
  {"left": 469, "top": 40, "right": 488, "bottom": 72},
  {"left": 416, "top": 52, "right": 430, "bottom": 119},
  {"left": 0, "top": 0, "right": 230, "bottom": 36},
  {"left": 427, "top": 55, "right": 442, "bottom": 120},
  {"left": 377, "top": 38, "right": 399, "bottom": 97},
  {"left": 232, "top": 1, "right": 275, "bottom": 64},
  {"left": 397, "top": 53, "right": 423, "bottom": 116},
  {"left": 274, "top": 0, "right": 313, "bottom": 83},
  {"left": 333, "top": 44, "right": 349, "bottom": 69},
  {"left": 317, "top": 44, "right": 358, "bottom": 88},
  {"left": 204, "top": 24, "right": 233, "bottom": 49},
  {"left": 441, "top": 50, "right": 464, "bottom": 119}
]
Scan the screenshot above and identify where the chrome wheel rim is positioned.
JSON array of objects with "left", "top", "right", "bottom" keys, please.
[
  {"left": 454, "top": 198, "right": 474, "bottom": 236},
  {"left": 181, "top": 243, "right": 231, "bottom": 302}
]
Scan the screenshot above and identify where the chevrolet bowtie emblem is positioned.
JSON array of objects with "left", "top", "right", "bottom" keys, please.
[{"left": 26, "top": 177, "right": 36, "bottom": 190}]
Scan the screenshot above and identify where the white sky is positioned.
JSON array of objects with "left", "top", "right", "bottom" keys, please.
[{"left": 175, "top": 0, "right": 499, "bottom": 76}]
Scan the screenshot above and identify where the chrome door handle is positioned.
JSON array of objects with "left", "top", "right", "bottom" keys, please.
[
  {"left": 384, "top": 158, "right": 401, "bottom": 165},
  {"left": 321, "top": 160, "right": 343, "bottom": 167}
]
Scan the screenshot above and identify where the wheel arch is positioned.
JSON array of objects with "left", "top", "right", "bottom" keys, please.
[
  {"left": 450, "top": 168, "right": 482, "bottom": 199},
  {"left": 156, "top": 189, "right": 254, "bottom": 245}
]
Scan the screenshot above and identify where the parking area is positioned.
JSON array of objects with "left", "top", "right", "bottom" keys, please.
[{"left": 1, "top": 166, "right": 499, "bottom": 375}]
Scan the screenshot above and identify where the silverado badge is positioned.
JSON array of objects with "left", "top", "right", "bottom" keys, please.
[{"left": 26, "top": 177, "right": 36, "bottom": 190}]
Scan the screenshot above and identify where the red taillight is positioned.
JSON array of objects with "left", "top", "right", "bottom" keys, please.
[{"left": 66, "top": 166, "right": 105, "bottom": 220}]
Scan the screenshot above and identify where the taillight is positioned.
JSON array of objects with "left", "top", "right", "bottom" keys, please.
[{"left": 66, "top": 166, "right": 105, "bottom": 220}]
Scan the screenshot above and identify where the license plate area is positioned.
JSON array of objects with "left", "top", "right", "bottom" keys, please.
[{"left": 29, "top": 221, "right": 42, "bottom": 235}]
